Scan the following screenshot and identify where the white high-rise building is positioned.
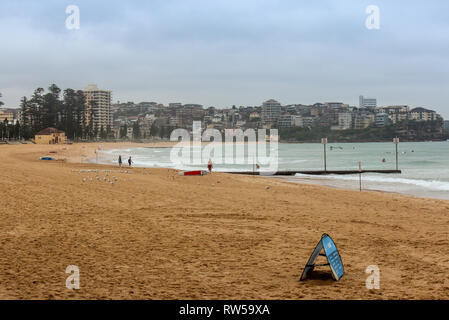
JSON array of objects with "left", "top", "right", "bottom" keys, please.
[
  {"left": 359, "top": 95, "right": 377, "bottom": 109},
  {"left": 83, "top": 84, "right": 112, "bottom": 131},
  {"left": 262, "top": 99, "right": 282, "bottom": 124},
  {"left": 338, "top": 113, "right": 352, "bottom": 130}
]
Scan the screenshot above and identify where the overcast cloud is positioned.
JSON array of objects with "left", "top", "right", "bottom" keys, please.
[{"left": 1, "top": 0, "right": 449, "bottom": 117}]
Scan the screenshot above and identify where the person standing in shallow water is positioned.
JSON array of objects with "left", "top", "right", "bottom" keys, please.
[
  {"left": 118, "top": 155, "right": 122, "bottom": 168},
  {"left": 128, "top": 156, "right": 133, "bottom": 167}
]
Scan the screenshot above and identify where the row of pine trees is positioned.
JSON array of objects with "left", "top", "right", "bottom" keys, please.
[
  {"left": 19, "top": 84, "right": 113, "bottom": 140},
  {"left": 0, "top": 84, "right": 113, "bottom": 140},
  {"left": 1, "top": 86, "right": 178, "bottom": 141}
]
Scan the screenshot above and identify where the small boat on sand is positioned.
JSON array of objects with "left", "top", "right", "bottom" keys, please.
[{"left": 179, "top": 170, "right": 209, "bottom": 176}]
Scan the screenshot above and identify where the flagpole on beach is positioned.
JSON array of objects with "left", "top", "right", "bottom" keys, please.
[
  {"left": 359, "top": 161, "right": 362, "bottom": 191},
  {"left": 253, "top": 156, "right": 255, "bottom": 175},
  {"left": 321, "top": 138, "right": 328, "bottom": 172},
  {"left": 394, "top": 137, "right": 399, "bottom": 171}
]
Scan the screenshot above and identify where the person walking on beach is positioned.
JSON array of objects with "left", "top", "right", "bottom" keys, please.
[
  {"left": 118, "top": 155, "right": 122, "bottom": 168},
  {"left": 128, "top": 156, "right": 133, "bottom": 167},
  {"left": 207, "top": 158, "right": 213, "bottom": 173}
]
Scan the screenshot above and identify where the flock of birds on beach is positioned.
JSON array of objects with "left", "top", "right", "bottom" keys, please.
[
  {"left": 72, "top": 169, "right": 133, "bottom": 185},
  {"left": 71, "top": 168, "right": 273, "bottom": 191}
]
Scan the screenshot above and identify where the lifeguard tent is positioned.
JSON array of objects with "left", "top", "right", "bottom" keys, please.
[{"left": 34, "top": 127, "right": 67, "bottom": 144}]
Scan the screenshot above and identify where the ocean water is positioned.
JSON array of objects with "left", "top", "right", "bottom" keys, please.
[{"left": 97, "top": 141, "right": 449, "bottom": 200}]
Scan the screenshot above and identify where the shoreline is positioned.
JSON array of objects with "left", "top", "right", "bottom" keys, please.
[
  {"left": 273, "top": 175, "right": 444, "bottom": 202},
  {"left": 86, "top": 142, "right": 449, "bottom": 202},
  {"left": 280, "top": 139, "right": 449, "bottom": 143}
]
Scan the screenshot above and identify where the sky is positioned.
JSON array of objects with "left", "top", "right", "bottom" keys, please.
[{"left": 1, "top": 0, "right": 449, "bottom": 117}]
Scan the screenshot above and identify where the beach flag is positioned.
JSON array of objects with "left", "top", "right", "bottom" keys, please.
[{"left": 300, "top": 233, "right": 344, "bottom": 281}]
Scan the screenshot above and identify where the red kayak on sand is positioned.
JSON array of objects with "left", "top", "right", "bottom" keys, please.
[{"left": 179, "top": 170, "right": 209, "bottom": 176}]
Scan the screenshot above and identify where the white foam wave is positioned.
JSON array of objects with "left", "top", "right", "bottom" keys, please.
[{"left": 295, "top": 173, "right": 449, "bottom": 191}]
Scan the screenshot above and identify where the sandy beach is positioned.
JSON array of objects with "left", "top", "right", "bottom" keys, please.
[{"left": 1, "top": 142, "right": 449, "bottom": 299}]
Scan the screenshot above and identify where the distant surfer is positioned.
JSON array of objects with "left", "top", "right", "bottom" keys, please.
[
  {"left": 207, "top": 159, "right": 213, "bottom": 173},
  {"left": 118, "top": 155, "right": 122, "bottom": 168},
  {"left": 128, "top": 156, "right": 133, "bottom": 167},
  {"left": 382, "top": 158, "right": 386, "bottom": 163}
]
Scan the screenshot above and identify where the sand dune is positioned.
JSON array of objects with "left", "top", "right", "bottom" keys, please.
[{"left": 0, "top": 143, "right": 448, "bottom": 299}]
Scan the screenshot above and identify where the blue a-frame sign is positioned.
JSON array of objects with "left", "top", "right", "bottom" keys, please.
[{"left": 300, "top": 234, "right": 344, "bottom": 281}]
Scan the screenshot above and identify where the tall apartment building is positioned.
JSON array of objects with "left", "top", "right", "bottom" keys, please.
[
  {"left": 277, "top": 114, "right": 304, "bottom": 128},
  {"left": 0, "top": 109, "right": 14, "bottom": 124},
  {"left": 293, "top": 115, "right": 304, "bottom": 127},
  {"left": 261, "top": 99, "right": 282, "bottom": 124},
  {"left": 376, "top": 105, "right": 409, "bottom": 124},
  {"left": 302, "top": 116, "right": 315, "bottom": 128},
  {"left": 377, "top": 105, "right": 409, "bottom": 114},
  {"left": 83, "top": 84, "right": 112, "bottom": 131},
  {"left": 337, "top": 113, "right": 352, "bottom": 130},
  {"left": 277, "top": 113, "right": 294, "bottom": 128},
  {"left": 359, "top": 95, "right": 377, "bottom": 108},
  {"left": 375, "top": 113, "right": 391, "bottom": 127},
  {"left": 354, "top": 114, "right": 374, "bottom": 129},
  {"left": 409, "top": 107, "right": 437, "bottom": 121}
]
